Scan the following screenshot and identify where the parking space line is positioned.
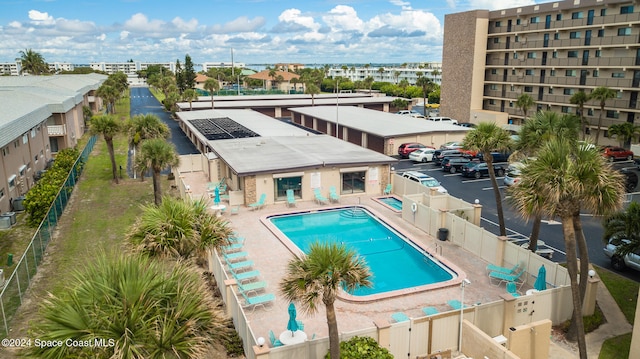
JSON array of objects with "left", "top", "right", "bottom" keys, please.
[{"left": 480, "top": 217, "right": 567, "bottom": 256}]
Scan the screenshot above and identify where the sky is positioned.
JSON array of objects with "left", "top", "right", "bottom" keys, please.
[{"left": 0, "top": 0, "right": 546, "bottom": 65}]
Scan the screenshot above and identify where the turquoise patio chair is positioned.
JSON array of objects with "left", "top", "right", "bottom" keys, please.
[
  {"left": 286, "top": 189, "right": 297, "bottom": 207},
  {"left": 391, "top": 312, "right": 410, "bottom": 322},
  {"left": 422, "top": 307, "right": 439, "bottom": 316},
  {"left": 225, "top": 257, "right": 253, "bottom": 272},
  {"left": 240, "top": 291, "right": 275, "bottom": 311},
  {"left": 447, "top": 299, "right": 467, "bottom": 310},
  {"left": 506, "top": 281, "right": 520, "bottom": 297},
  {"left": 313, "top": 188, "right": 328, "bottom": 204},
  {"left": 223, "top": 251, "right": 247, "bottom": 262},
  {"left": 489, "top": 268, "right": 525, "bottom": 287},
  {"left": 237, "top": 280, "right": 267, "bottom": 295},
  {"left": 383, "top": 183, "right": 392, "bottom": 195},
  {"left": 249, "top": 193, "right": 267, "bottom": 210},
  {"left": 486, "top": 262, "right": 520, "bottom": 275},
  {"left": 269, "top": 330, "right": 283, "bottom": 347},
  {"left": 231, "top": 269, "right": 261, "bottom": 283},
  {"left": 329, "top": 186, "right": 340, "bottom": 203}
]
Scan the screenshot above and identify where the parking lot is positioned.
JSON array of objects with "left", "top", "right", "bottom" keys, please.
[{"left": 394, "top": 156, "right": 640, "bottom": 282}]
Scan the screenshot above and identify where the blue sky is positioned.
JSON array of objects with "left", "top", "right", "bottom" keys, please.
[{"left": 0, "top": 0, "right": 542, "bottom": 65}]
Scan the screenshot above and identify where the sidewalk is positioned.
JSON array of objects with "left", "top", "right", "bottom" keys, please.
[{"left": 548, "top": 279, "right": 633, "bottom": 358}]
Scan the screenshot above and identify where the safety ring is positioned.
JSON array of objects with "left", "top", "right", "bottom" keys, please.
[{"left": 411, "top": 202, "right": 418, "bottom": 213}]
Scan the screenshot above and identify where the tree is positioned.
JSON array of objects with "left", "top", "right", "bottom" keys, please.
[
  {"left": 204, "top": 78, "right": 220, "bottom": 109},
  {"left": 589, "top": 86, "right": 617, "bottom": 145},
  {"left": 280, "top": 242, "right": 372, "bottom": 359},
  {"left": 515, "top": 93, "right": 535, "bottom": 121},
  {"left": 416, "top": 76, "right": 434, "bottom": 117},
  {"left": 175, "top": 59, "right": 186, "bottom": 93},
  {"left": 363, "top": 76, "right": 374, "bottom": 93},
  {"left": 391, "top": 98, "right": 409, "bottom": 111},
  {"left": 393, "top": 71, "right": 401, "bottom": 84},
  {"left": 89, "top": 115, "right": 121, "bottom": 184},
  {"left": 570, "top": 91, "right": 589, "bottom": 140},
  {"left": 305, "top": 82, "right": 320, "bottom": 106},
  {"left": 128, "top": 196, "right": 232, "bottom": 260},
  {"left": 509, "top": 138, "right": 624, "bottom": 358},
  {"left": 462, "top": 122, "right": 513, "bottom": 236},
  {"left": 182, "top": 88, "right": 199, "bottom": 111},
  {"left": 184, "top": 54, "right": 197, "bottom": 90},
  {"left": 135, "top": 139, "right": 179, "bottom": 205},
  {"left": 126, "top": 114, "right": 170, "bottom": 180},
  {"left": 27, "top": 254, "right": 229, "bottom": 358},
  {"left": 16, "top": 48, "right": 48, "bottom": 75},
  {"left": 96, "top": 84, "right": 118, "bottom": 114},
  {"left": 607, "top": 122, "right": 640, "bottom": 148},
  {"left": 602, "top": 202, "right": 640, "bottom": 258}
]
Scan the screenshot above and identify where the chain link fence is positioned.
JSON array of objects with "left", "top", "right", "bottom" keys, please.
[{"left": 0, "top": 135, "right": 97, "bottom": 336}]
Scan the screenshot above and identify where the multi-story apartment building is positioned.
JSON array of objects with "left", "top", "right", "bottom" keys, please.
[
  {"left": 0, "top": 62, "right": 20, "bottom": 76},
  {"left": 89, "top": 62, "right": 175, "bottom": 75},
  {"left": 48, "top": 62, "right": 75, "bottom": 73},
  {"left": 202, "top": 62, "right": 246, "bottom": 72},
  {"left": 0, "top": 74, "right": 106, "bottom": 213},
  {"left": 326, "top": 62, "right": 442, "bottom": 86},
  {"left": 442, "top": 0, "right": 639, "bottom": 140}
]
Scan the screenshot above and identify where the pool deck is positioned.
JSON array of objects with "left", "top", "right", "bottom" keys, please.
[{"left": 182, "top": 172, "right": 529, "bottom": 342}]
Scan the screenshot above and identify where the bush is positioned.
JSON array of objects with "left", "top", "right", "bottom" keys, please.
[{"left": 326, "top": 336, "right": 393, "bottom": 359}]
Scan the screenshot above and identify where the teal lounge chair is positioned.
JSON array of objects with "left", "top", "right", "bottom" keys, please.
[
  {"left": 229, "top": 236, "right": 245, "bottom": 244},
  {"left": 249, "top": 193, "right": 266, "bottom": 210},
  {"left": 296, "top": 320, "right": 304, "bottom": 331},
  {"left": 230, "top": 206, "right": 240, "bottom": 215},
  {"left": 486, "top": 262, "right": 520, "bottom": 275},
  {"left": 231, "top": 269, "right": 261, "bottom": 283},
  {"left": 447, "top": 299, "right": 467, "bottom": 310},
  {"left": 225, "top": 257, "right": 253, "bottom": 272},
  {"left": 286, "top": 189, "right": 297, "bottom": 207},
  {"left": 223, "top": 251, "right": 247, "bottom": 262},
  {"left": 269, "top": 330, "right": 283, "bottom": 347},
  {"left": 383, "top": 183, "right": 392, "bottom": 195},
  {"left": 422, "top": 307, "right": 439, "bottom": 316},
  {"left": 506, "top": 281, "right": 520, "bottom": 297},
  {"left": 391, "top": 312, "right": 410, "bottom": 322},
  {"left": 240, "top": 290, "right": 274, "bottom": 311},
  {"left": 237, "top": 280, "right": 267, "bottom": 295},
  {"left": 329, "top": 186, "right": 340, "bottom": 203},
  {"left": 314, "top": 188, "right": 328, "bottom": 204},
  {"left": 222, "top": 243, "right": 243, "bottom": 253},
  {"left": 489, "top": 268, "right": 525, "bottom": 287}
]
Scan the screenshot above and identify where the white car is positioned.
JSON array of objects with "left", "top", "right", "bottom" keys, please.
[
  {"left": 409, "top": 148, "right": 436, "bottom": 163},
  {"left": 401, "top": 171, "right": 448, "bottom": 193},
  {"left": 428, "top": 116, "right": 459, "bottom": 125},
  {"left": 440, "top": 141, "right": 463, "bottom": 150},
  {"left": 503, "top": 163, "right": 524, "bottom": 186}
]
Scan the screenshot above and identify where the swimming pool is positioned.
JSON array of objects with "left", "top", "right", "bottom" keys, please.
[
  {"left": 374, "top": 196, "right": 403, "bottom": 211},
  {"left": 267, "top": 206, "right": 459, "bottom": 300}
]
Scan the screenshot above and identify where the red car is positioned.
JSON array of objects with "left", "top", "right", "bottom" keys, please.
[
  {"left": 398, "top": 143, "right": 432, "bottom": 158},
  {"left": 602, "top": 146, "right": 634, "bottom": 162}
]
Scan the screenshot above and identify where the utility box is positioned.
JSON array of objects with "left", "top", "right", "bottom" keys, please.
[
  {"left": 1, "top": 212, "right": 16, "bottom": 225},
  {"left": 0, "top": 217, "right": 10, "bottom": 229},
  {"left": 12, "top": 196, "right": 25, "bottom": 211}
]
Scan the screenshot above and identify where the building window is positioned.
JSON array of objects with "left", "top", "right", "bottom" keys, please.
[
  {"left": 493, "top": 37, "right": 500, "bottom": 43},
  {"left": 34, "top": 155, "right": 38, "bottom": 162},
  {"left": 549, "top": 88, "right": 554, "bottom": 94},
  {"left": 513, "top": 53, "right": 518, "bottom": 59},
  {"left": 0, "top": 188, "right": 4, "bottom": 199},
  {"left": 620, "top": 6, "right": 634, "bottom": 14},
  {"left": 1, "top": 147, "right": 8, "bottom": 156},
  {"left": 588, "top": 108, "right": 594, "bottom": 116},
  {"left": 512, "top": 69, "right": 516, "bottom": 75},
  {"left": 531, "top": 16, "right": 540, "bottom": 24},
  {"left": 515, "top": 35, "right": 519, "bottom": 42},
  {"left": 606, "top": 110, "right": 619, "bottom": 119},
  {"left": 495, "top": 21, "right": 502, "bottom": 27},
  {"left": 14, "top": 140, "right": 19, "bottom": 148},
  {"left": 595, "top": 50, "right": 602, "bottom": 57},
  {"left": 556, "top": 14, "right": 562, "bottom": 21},
  {"left": 600, "top": 9, "right": 607, "bottom": 16},
  {"left": 566, "top": 70, "right": 577, "bottom": 77},
  {"left": 598, "top": 29, "right": 605, "bottom": 37},
  {"left": 524, "top": 86, "right": 533, "bottom": 92},
  {"left": 568, "top": 51, "right": 579, "bottom": 58},
  {"left": 561, "top": 106, "right": 572, "bottom": 113},
  {"left": 570, "top": 31, "right": 580, "bottom": 39},
  {"left": 554, "top": 33, "right": 560, "bottom": 40},
  {"left": 489, "top": 99, "right": 496, "bottom": 105},
  {"left": 618, "top": 28, "right": 631, "bottom": 36},
  {"left": 31, "top": 129, "right": 36, "bottom": 138},
  {"left": 552, "top": 51, "right": 558, "bottom": 58},
  {"left": 612, "top": 72, "right": 625, "bottom": 78},
  {"left": 274, "top": 176, "right": 302, "bottom": 201},
  {"left": 593, "top": 70, "right": 599, "bottom": 77},
  {"left": 516, "top": 18, "right": 521, "bottom": 25},
  {"left": 510, "top": 85, "right": 516, "bottom": 91},
  {"left": 564, "top": 88, "right": 575, "bottom": 95},
  {"left": 527, "top": 52, "right": 537, "bottom": 59},
  {"left": 490, "top": 84, "right": 498, "bottom": 90},
  {"left": 550, "top": 69, "right": 556, "bottom": 76},
  {"left": 525, "top": 69, "right": 535, "bottom": 75},
  {"left": 8, "top": 176, "right": 16, "bottom": 189},
  {"left": 572, "top": 12, "right": 583, "bottom": 19},
  {"left": 491, "top": 69, "right": 497, "bottom": 75},
  {"left": 341, "top": 171, "right": 365, "bottom": 194}
]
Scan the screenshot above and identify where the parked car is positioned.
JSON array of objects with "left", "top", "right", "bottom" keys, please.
[
  {"left": 396, "top": 110, "right": 422, "bottom": 116},
  {"left": 398, "top": 143, "right": 427, "bottom": 158},
  {"left": 458, "top": 123, "right": 477, "bottom": 128},
  {"left": 409, "top": 148, "right": 436, "bottom": 163},
  {"left": 601, "top": 146, "right": 634, "bottom": 162},
  {"left": 441, "top": 157, "right": 471, "bottom": 174},
  {"left": 603, "top": 237, "right": 640, "bottom": 271},
  {"left": 427, "top": 116, "right": 459, "bottom": 125},
  {"left": 440, "top": 141, "right": 464, "bottom": 150},
  {"left": 461, "top": 161, "right": 505, "bottom": 179},
  {"left": 617, "top": 167, "right": 639, "bottom": 192},
  {"left": 476, "top": 151, "right": 512, "bottom": 163},
  {"left": 503, "top": 163, "right": 524, "bottom": 186},
  {"left": 401, "top": 171, "right": 448, "bottom": 193},
  {"left": 433, "top": 149, "right": 467, "bottom": 165}
]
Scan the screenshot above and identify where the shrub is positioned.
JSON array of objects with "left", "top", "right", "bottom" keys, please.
[{"left": 326, "top": 336, "right": 393, "bottom": 359}]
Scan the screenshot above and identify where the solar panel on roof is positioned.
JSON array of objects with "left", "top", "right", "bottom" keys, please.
[{"left": 189, "top": 117, "right": 260, "bottom": 141}]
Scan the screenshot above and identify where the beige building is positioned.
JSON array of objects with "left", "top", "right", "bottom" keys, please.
[
  {"left": 0, "top": 74, "right": 106, "bottom": 213},
  {"left": 246, "top": 70, "right": 303, "bottom": 93},
  {"left": 442, "top": 0, "right": 640, "bottom": 141}
]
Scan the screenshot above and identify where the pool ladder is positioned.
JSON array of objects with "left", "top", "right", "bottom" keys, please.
[{"left": 433, "top": 243, "right": 443, "bottom": 256}]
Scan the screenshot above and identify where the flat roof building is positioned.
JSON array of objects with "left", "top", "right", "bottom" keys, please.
[{"left": 442, "top": 0, "right": 640, "bottom": 144}]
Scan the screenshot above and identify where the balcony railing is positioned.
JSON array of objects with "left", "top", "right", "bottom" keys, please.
[{"left": 47, "top": 125, "right": 66, "bottom": 136}]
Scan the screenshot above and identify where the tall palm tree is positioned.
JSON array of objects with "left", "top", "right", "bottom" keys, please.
[
  {"left": 126, "top": 114, "right": 170, "bottom": 180},
  {"left": 305, "top": 83, "right": 320, "bottom": 106},
  {"left": 393, "top": 71, "right": 401, "bottom": 84},
  {"left": 607, "top": 122, "right": 640, "bottom": 148},
  {"left": 569, "top": 90, "right": 589, "bottom": 140},
  {"left": 204, "top": 78, "right": 220, "bottom": 109},
  {"left": 589, "top": 86, "right": 617, "bottom": 145},
  {"left": 16, "top": 48, "right": 48, "bottom": 75},
  {"left": 89, "top": 115, "right": 121, "bottom": 184},
  {"left": 509, "top": 138, "right": 624, "bottom": 358},
  {"left": 27, "top": 254, "right": 229, "bottom": 358},
  {"left": 462, "top": 122, "right": 513, "bottom": 236},
  {"left": 96, "top": 84, "right": 119, "bottom": 114},
  {"left": 602, "top": 202, "right": 640, "bottom": 260},
  {"left": 135, "top": 139, "right": 179, "bottom": 205},
  {"left": 515, "top": 93, "right": 535, "bottom": 121},
  {"left": 128, "top": 196, "right": 232, "bottom": 260},
  {"left": 416, "top": 76, "right": 433, "bottom": 117},
  {"left": 280, "top": 242, "right": 372, "bottom": 359},
  {"left": 182, "top": 88, "right": 199, "bottom": 111},
  {"left": 364, "top": 76, "right": 374, "bottom": 94}
]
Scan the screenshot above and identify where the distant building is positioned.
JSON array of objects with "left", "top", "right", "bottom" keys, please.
[
  {"left": 326, "top": 62, "right": 442, "bottom": 86},
  {"left": 246, "top": 70, "right": 302, "bottom": 93},
  {"left": 274, "top": 63, "right": 304, "bottom": 72},
  {"left": 202, "top": 62, "right": 246, "bottom": 72},
  {"left": 48, "top": 62, "right": 75, "bottom": 73},
  {"left": 89, "top": 62, "right": 175, "bottom": 75},
  {"left": 0, "top": 62, "right": 20, "bottom": 76},
  {"left": 441, "top": 0, "right": 640, "bottom": 142}
]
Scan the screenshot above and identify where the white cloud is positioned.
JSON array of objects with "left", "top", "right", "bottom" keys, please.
[
  {"left": 8, "top": 21, "right": 22, "bottom": 28},
  {"left": 97, "top": 33, "right": 107, "bottom": 41},
  {"left": 28, "top": 10, "right": 55, "bottom": 25},
  {"left": 123, "top": 13, "right": 166, "bottom": 33},
  {"left": 468, "top": 0, "right": 536, "bottom": 10},
  {"left": 278, "top": 9, "right": 321, "bottom": 31},
  {"left": 322, "top": 6, "right": 364, "bottom": 32},
  {"left": 120, "top": 31, "right": 129, "bottom": 40},
  {"left": 389, "top": 0, "right": 413, "bottom": 11},
  {"left": 171, "top": 17, "right": 199, "bottom": 32},
  {"left": 209, "top": 16, "right": 266, "bottom": 33}
]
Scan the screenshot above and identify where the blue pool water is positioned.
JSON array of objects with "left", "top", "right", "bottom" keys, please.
[
  {"left": 269, "top": 207, "right": 456, "bottom": 296},
  {"left": 377, "top": 196, "right": 403, "bottom": 211}
]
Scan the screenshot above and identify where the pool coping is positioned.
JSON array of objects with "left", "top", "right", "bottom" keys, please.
[
  {"left": 260, "top": 204, "right": 467, "bottom": 303},
  {"left": 372, "top": 195, "right": 403, "bottom": 213}
]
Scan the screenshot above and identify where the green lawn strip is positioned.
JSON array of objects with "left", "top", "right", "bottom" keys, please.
[
  {"left": 599, "top": 333, "right": 632, "bottom": 359},
  {"left": 149, "top": 87, "right": 165, "bottom": 103},
  {"left": 595, "top": 266, "right": 639, "bottom": 324}
]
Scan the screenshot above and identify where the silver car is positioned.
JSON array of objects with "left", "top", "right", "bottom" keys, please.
[
  {"left": 603, "top": 238, "right": 640, "bottom": 272},
  {"left": 409, "top": 148, "right": 436, "bottom": 163},
  {"left": 503, "top": 163, "right": 523, "bottom": 186}
]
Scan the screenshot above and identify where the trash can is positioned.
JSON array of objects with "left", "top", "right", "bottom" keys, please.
[
  {"left": 12, "top": 196, "right": 25, "bottom": 211},
  {"left": 438, "top": 228, "right": 449, "bottom": 241}
]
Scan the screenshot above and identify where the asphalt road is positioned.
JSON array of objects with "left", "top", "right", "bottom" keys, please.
[{"left": 394, "top": 157, "right": 640, "bottom": 282}]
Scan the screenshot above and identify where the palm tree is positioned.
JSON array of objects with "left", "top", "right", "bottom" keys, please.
[
  {"left": 607, "top": 122, "right": 640, "bottom": 148},
  {"left": 515, "top": 93, "right": 535, "bottom": 121},
  {"left": 126, "top": 114, "right": 170, "bottom": 180},
  {"left": 204, "top": 78, "right": 220, "bottom": 109},
  {"left": 509, "top": 138, "right": 624, "bottom": 358},
  {"left": 89, "top": 115, "right": 121, "bottom": 184},
  {"left": 182, "top": 88, "right": 199, "bottom": 111},
  {"left": 27, "top": 254, "right": 229, "bottom": 358},
  {"left": 16, "top": 48, "right": 48, "bottom": 75},
  {"left": 377, "top": 67, "right": 385, "bottom": 81},
  {"left": 393, "top": 71, "right": 401, "bottom": 84},
  {"left": 364, "top": 76, "right": 374, "bottom": 94},
  {"left": 135, "top": 138, "right": 179, "bottom": 205},
  {"left": 305, "top": 82, "right": 320, "bottom": 106},
  {"left": 569, "top": 91, "right": 589, "bottom": 140},
  {"left": 589, "top": 86, "right": 617, "bottom": 145},
  {"left": 128, "top": 196, "right": 232, "bottom": 260},
  {"left": 462, "top": 122, "right": 513, "bottom": 236},
  {"left": 416, "top": 76, "right": 434, "bottom": 117},
  {"left": 280, "top": 242, "right": 372, "bottom": 359},
  {"left": 96, "top": 84, "right": 119, "bottom": 114},
  {"left": 603, "top": 202, "right": 640, "bottom": 259}
]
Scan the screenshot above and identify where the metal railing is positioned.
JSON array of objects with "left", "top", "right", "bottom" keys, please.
[{"left": 0, "top": 135, "right": 97, "bottom": 336}]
